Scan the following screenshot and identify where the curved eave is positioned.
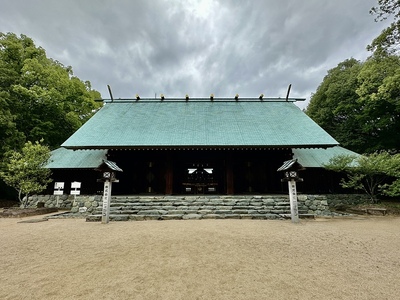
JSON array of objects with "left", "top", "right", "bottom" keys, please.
[{"left": 63, "top": 144, "right": 338, "bottom": 151}]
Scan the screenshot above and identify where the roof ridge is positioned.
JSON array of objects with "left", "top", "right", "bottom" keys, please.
[{"left": 97, "top": 97, "right": 306, "bottom": 103}]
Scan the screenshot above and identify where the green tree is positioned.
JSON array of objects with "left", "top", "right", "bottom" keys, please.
[
  {"left": 306, "top": 59, "right": 367, "bottom": 153},
  {"left": 0, "top": 94, "right": 24, "bottom": 154},
  {"left": 369, "top": 0, "right": 400, "bottom": 55},
  {"left": 306, "top": 55, "right": 400, "bottom": 153},
  {"left": 307, "top": 3, "right": 400, "bottom": 153},
  {"left": 382, "top": 153, "right": 400, "bottom": 197},
  {"left": 324, "top": 152, "right": 400, "bottom": 202},
  {"left": 356, "top": 54, "right": 400, "bottom": 152},
  {"left": 0, "top": 141, "right": 52, "bottom": 207},
  {"left": 0, "top": 32, "right": 102, "bottom": 154}
]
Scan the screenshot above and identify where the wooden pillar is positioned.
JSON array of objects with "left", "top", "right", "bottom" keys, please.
[
  {"left": 226, "top": 155, "right": 234, "bottom": 195},
  {"left": 165, "top": 153, "right": 173, "bottom": 194}
]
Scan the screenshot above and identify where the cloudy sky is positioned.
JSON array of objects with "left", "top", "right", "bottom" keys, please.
[{"left": 0, "top": 0, "right": 390, "bottom": 108}]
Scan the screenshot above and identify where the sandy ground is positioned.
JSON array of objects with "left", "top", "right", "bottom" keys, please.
[{"left": 1, "top": 215, "right": 400, "bottom": 300}]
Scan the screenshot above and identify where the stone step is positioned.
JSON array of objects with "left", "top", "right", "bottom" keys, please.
[
  {"left": 96, "top": 206, "right": 293, "bottom": 211},
  {"left": 86, "top": 195, "right": 316, "bottom": 221},
  {"left": 86, "top": 213, "right": 287, "bottom": 222},
  {"left": 93, "top": 207, "right": 297, "bottom": 214},
  {"left": 109, "top": 197, "right": 291, "bottom": 202},
  {"left": 109, "top": 202, "right": 292, "bottom": 207}
]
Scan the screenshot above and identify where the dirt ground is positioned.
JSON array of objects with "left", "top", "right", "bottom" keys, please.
[{"left": 1, "top": 215, "right": 399, "bottom": 300}]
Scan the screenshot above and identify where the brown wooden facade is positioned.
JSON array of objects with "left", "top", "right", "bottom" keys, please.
[
  {"left": 47, "top": 148, "right": 349, "bottom": 196},
  {"left": 105, "top": 148, "right": 294, "bottom": 195}
]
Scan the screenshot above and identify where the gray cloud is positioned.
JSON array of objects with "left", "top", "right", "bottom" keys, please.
[{"left": 0, "top": 0, "right": 389, "bottom": 108}]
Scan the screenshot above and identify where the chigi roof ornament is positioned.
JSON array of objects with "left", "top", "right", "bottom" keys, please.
[
  {"left": 97, "top": 83, "right": 307, "bottom": 103},
  {"left": 107, "top": 84, "right": 114, "bottom": 102},
  {"left": 285, "top": 84, "right": 292, "bottom": 102}
]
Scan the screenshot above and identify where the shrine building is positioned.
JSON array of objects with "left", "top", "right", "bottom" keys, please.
[{"left": 50, "top": 96, "right": 357, "bottom": 195}]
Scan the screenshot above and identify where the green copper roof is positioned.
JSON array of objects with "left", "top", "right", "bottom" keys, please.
[
  {"left": 46, "top": 148, "right": 107, "bottom": 169},
  {"left": 292, "top": 146, "right": 360, "bottom": 168},
  {"left": 61, "top": 99, "right": 338, "bottom": 149}
]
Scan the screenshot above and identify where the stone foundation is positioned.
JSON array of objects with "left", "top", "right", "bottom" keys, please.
[
  {"left": 24, "top": 194, "right": 102, "bottom": 213},
  {"left": 25, "top": 194, "right": 370, "bottom": 220}
]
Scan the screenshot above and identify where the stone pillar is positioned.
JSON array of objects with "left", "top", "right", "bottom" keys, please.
[
  {"left": 288, "top": 179, "right": 299, "bottom": 223},
  {"left": 102, "top": 180, "right": 112, "bottom": 224}
]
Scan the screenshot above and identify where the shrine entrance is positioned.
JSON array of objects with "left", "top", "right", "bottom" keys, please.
[
  {"left": 181, "top": 164, "right": 219, "bottom": 194},
  {"left": 173, "top": 154, "right": 226, "bottom": 194},
  {"left": 107, "top": 148, "right": 292, "bottom": 195}
]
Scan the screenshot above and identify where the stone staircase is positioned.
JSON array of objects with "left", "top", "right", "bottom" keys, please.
[{"left": 86, "top": 195, "right": 312, "bottom": 222}]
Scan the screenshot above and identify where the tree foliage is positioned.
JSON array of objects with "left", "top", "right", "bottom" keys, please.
[
  {"left": 0, "top": 32, "right": 102, "bottom": 157},
  {"left": 0, "top": 141, "right": 52, "bottom": 207},
  {"left": 307, "top": 3, "right": 400, "bottom": 154},
  {"left": 306, "top": 59, "right": 366, "bottom": 152},
  {"left": 356, "top": 55, "right": 400, "bottom": 151},
  {"left": 306, "top": 55, "right": 400, "bottom": 153},
  {"left": 369, "top": 0, "right": 400, "bottom": 55},
  {"left": 382, "top": 153, "right": 400, "bottom": 197},
  {"left": 324, "top": 152, "right": 400, "bottom": 202}
]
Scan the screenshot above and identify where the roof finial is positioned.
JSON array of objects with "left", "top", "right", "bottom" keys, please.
[
  {"left": 107, "top": 85, "right": 114, "bottom": 102},
  {"left": 285, "top": 84, "right": 292, "bottom": 102}
]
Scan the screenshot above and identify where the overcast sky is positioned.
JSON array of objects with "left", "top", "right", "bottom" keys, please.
[{"left": 0, "top": 0, "right": 390, "bottom": 108}]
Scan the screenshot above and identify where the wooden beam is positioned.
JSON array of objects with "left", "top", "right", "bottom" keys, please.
[
  {"left": 165, "top": 154, "right": 173, "bottom": 194},
  {"left": 226, "top": 156, "right": 234, "bottom": 195}
]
